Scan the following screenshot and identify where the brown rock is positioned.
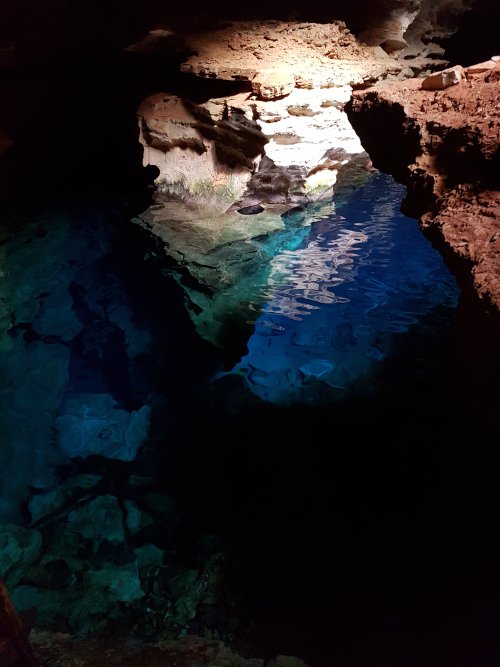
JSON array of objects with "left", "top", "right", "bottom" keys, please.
[
  {"left": 421, "top": 65, "right": 463, "bottom": 90},
  {"left": 31, "top": 632, "right": 266, "bottom": 666},
  {"left": 346, "top": 68, "right": 500, "bottom": 422},
  {"left": 465, "top": 59, "right": 497, "bottom": 75}
]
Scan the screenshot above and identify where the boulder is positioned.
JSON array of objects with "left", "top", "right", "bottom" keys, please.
[
  {"left": 252, "top": 68, "right": 295, "bottom": 100},
  {"left": 465, "top": 59, "right": 497, "bottom": 75},
  {"left": 421, "top": 65, "right": 463, "bottom": 90},
  {"left": 56, "top": 393, "right": 151, "bottom": 461},
  {"left": 0, "top": 525, "right": 42, "bottom": 588},
  {"left": 67, "top": 495, "right": 126, "bottom": 544}
]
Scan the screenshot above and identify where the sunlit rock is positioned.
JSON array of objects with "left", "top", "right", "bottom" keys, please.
[
  {"left": 135, "top": 198, "right": 321, "bottom": 347},
  {"left": 421, "top": 65, "right": 464, "bottom": 90},
  {"left": 252, "top": 67, "right": 295, "bottom": 100},
  {"left": 138, "top": 94, "right": 267, "bottom": 214}
]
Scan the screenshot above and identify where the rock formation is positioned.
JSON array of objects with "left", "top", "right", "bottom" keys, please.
[
  {"left": 133, "top": 20, "right": 410, "bottom": 346},
  {"left": 137, "top": 20, "right": 404, "bottom": 213},
  {"left": 346, "top": 58, "right": 499, "bottom": 309},
  {"left": 346, "top": 58, "right": 499, "bottom": 419}
]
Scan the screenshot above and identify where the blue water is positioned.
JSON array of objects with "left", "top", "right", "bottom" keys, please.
[
  {"left": 0, "top": 173, "right": 465, "bottom": 649},
  {"left": 228, "top": 172, "right": 458, "bottom": 404}
]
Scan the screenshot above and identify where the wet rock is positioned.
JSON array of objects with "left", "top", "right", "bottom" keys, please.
[
  {"left": 28, "top": 473, "right": 103, "bottom": 525},
  {"left": 56, "top": 393, "right": 151, "bottom": 461},
  {"left": 67, "top": 495, "right": 125, "bottom": 544},
  {"left": 0, "top": 525, "right": 42, "bottom": 588}
]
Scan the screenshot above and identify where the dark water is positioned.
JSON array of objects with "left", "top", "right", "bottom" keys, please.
[{"left": 0, "top": 175, "right": 498, "bottom": 666}]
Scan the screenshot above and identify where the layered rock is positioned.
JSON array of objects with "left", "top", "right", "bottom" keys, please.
[
  {"left": 137, "top": 94, "right": 268, "bottom": 214},
  {"left": 346, "top": 60, "right": 499, "bottom": 421},
  {"left": 136, "top": 20, "right": 407, "bottom": 212},
  {"left": 346, "top": 60, "right": 499, "bottom": 309}
]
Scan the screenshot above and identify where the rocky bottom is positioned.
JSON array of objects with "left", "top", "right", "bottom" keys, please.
[{"left": 0, "top": 178, "right": 497, "bottom": 666}]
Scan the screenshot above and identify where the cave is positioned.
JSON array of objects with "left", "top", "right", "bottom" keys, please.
[{"left": 0, "top": 1, "right": 499, "bottom": 665}]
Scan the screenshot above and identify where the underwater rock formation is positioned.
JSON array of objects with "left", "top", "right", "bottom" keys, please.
[{"left": 56, "top": 394, "right": 151, "bottom": 461}]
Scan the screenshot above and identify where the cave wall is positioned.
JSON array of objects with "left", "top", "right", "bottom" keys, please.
[{"left": 0, "top": 0, "right": 491, "bottom": 209}]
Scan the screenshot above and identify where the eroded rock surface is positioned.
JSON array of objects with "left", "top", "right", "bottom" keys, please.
[
  {"left": 346, "top": 59, "right": 499, "bottom": 422},
  {"left": 31, "top": 632, "right": 310, "bottom": 667},
  {"left": 346, "top": 61, "right": 500, "bottom": 310},
  {"left": 137, "top": 94, "right": 267, "bottom": 214}
]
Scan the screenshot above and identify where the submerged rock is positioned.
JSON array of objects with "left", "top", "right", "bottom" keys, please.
[
  {"left": 0, "top": 524, "right": 42, "bottom": 588},
  {"left": 66, "top": 495, "right": 126, "bottom": 543},
  {"left": 56, "top": 393, "right": 151, "bottom": 461},
  {"left": 28, "top": 473, "right": 103, "bottom": 525}
]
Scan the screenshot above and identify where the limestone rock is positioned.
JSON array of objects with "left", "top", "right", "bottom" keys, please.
[
  {"left": 421, "top": 65, "right": 463, "bottom": 90},
  {"left": 56, "top": 393, "right": 151, "bottom": 461},
  {"left": 138, "top": 94, "right": 267, "bottom": 215},
  {"left": 67, "top": 495, "right": 126, "bottom": 543},
  {"left": 181, "top": 20, "right": 402, "bottom": 87},
  {"left": 0, "top": 525, "right": 42, "bottom": 588},
  {"left": 252, "top": 68, "right": 295, "bottom": 100}
]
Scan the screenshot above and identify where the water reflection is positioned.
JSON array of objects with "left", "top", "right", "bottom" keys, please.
[{"left": 230, "top": 173, "right": 458, "bottom": 404}]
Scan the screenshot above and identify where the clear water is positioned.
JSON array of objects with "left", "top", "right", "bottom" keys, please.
[
  {"left": 0, "top": 173, "right": 469, "bottom": 657},
  {"left": 228, "top": 173, "right": 458, "bottom": 404}
]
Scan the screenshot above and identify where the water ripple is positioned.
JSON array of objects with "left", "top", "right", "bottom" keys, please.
[{"left": 230, "top": 172, "right": 458, "bottom": 405}]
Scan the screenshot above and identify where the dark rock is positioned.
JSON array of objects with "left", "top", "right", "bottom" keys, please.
[{"left": 237, "top": 204, "right": 265, "bottom": 215}]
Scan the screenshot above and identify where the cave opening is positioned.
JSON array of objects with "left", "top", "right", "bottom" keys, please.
[{"left": 0, "top": 2, "right": 499, "bottom": 666}]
